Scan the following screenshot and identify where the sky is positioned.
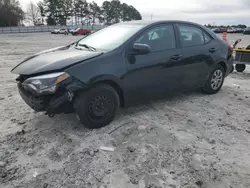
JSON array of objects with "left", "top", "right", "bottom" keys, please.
[{"left": 19, "top": 0, "right": 250, "bottom": 26}]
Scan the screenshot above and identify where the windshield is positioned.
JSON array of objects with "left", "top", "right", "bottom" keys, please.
[{"left": 77, "top": 24, "right": 144, "bottom": 51}]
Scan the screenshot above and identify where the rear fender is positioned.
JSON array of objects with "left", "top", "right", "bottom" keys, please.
[{"left": 214, "top": 59, "right": 228, "bottom": 71}]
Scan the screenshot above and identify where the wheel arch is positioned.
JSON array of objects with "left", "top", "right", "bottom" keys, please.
[
  {"left": 216, "top": 61, "right": 227, "bottom": 72},
  {"left": 89, "top": 75, "right": 125, "bottom": 107}
]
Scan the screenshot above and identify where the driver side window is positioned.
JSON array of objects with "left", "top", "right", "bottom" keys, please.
[{"left": 135, "top": 24, "right": 176, "bottom": 52}]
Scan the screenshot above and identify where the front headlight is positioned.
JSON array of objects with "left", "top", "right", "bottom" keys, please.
[{"left": 22, "top": 72, "right": 71, "bottom": 95}]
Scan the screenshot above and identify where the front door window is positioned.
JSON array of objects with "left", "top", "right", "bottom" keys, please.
[{"left": 135, "top": 24, "right": 176, "bottom": 52}]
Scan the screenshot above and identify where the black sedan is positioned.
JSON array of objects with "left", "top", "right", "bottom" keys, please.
[
  {"left": 243, "top": 27, "right": 250, "bottom": 35},
  {"left": 211, "top": 28, "right": 221, "bottom": 33},
  {"left": 11, "top": 20, "right": 234, "bottom": 129}
]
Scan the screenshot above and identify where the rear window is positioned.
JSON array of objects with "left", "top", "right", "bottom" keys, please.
[{"left": 203, "top": 32, "right": 212, "bottom": 44}]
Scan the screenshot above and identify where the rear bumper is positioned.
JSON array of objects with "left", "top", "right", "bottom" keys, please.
[{"left": 226, "top": 56, "right": 234, "bottom": 77}]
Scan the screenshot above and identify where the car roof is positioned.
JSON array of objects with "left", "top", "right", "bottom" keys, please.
[
  {"left": 114, "top": 20, "right": 217, "bottom": 39},
  {"left": 116, "top": 20, "right": 204, "bottom": 27}
]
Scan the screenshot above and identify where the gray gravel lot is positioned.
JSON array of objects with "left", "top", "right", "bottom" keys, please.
[{"left": 0, "top": 33, "right": 250, "bottom": 188}]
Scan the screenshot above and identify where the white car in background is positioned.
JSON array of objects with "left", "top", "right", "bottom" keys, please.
[
  {"left": 51, "top": 28, "right": 68, "bottom": 34},
  {"left": 227, "top": 28, "right": 235, "bottom": 33}
]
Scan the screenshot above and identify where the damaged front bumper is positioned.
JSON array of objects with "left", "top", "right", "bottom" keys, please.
[
  {"left": 18, "top": 83, "right": 73, "bottom": 116},
  {"left": 17, "top": 76, "right": 86, "bottom": 117}
]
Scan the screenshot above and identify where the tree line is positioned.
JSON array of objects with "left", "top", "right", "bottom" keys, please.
[
  {"left": 0, "top": 0, "right": 24, "bottom": 27},
  {"left": 204, "top": 24, "right": 247, "bottom": 29},
  {"left": 0, "top": 0, "right": 141, "bottom": 27},
  {"left": 1, "top": 0, "right": 248, "bottom": 28},
  {"left": 27, "top": 0, "right": 142, "bottom": 26}
]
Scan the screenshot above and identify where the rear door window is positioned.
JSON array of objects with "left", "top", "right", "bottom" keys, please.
[
  {"left": 203, "top": 32, "right": 212, "bottom": 44},
  {"left": 178, "top": 24, "right": 205, "bottom": 47}
]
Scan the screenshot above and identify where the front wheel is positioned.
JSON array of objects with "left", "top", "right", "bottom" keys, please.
[
  {"left": 74, "top": 84, "right": 120, "bottom": 129},
  {"left": 202, "top": 64, "right": 225, "bottom": 94}
]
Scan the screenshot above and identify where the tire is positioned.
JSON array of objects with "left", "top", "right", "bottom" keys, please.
[
  {"left": 74, "top": 84, "right": 120, "bottom": 129},
  {"left": 230, "top": 65, "right": 234, "bottom": 73},
  {"left": 235, "top": 64, "right": 246, "bottom": 72},
  {"left": 202, "top": 64, "right": 225, "bottom": 94}
]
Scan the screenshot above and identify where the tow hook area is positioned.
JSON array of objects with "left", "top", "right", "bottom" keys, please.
[
  {"left": 45, "top": 112, "right": 55, "bottom": 118},
  {"left": 45, "top": 91, "right": 74, "bottom": 118}
]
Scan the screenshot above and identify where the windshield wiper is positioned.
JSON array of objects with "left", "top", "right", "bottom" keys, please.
[
  {"left": 78, "top": 44, "right": 96, "bottom": 51},
  {"left": 74, "top": 46, "right": 84, "bottom": 50}
]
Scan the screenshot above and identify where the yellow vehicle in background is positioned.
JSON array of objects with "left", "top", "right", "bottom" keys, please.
[{"left": 232, "top": 39, "right": 250, "bottom": 72}]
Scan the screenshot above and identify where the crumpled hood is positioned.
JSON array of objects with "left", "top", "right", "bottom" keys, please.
[{"left": 11, "top": 45, "right": 103, "bottom": 75}]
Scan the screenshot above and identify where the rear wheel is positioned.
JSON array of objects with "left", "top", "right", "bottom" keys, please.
[
  {"left": 74, "top": 84, "right": 120, "bottom": 129},
  {"left": 202, "top": 64, "right": 225, "bottom": 94},
  {"left": 235, "top": 64, "right": 246, "bottom": 72},
  {"left": 230, "top": 65, "right": 234, "bottom": 73}
]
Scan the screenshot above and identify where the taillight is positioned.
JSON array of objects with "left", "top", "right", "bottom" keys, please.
[
  {"left": 229, "top": 46, "right": 233, "bottom": 53},
  {"left": 227, "top": 45, "right": 234, "bottom": 60}
]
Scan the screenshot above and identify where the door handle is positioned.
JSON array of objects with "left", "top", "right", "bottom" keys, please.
[
  {"left": 170, "top": 54, "right": 182, "bottom": 61},
  {"left": 209, "top": 48, "right": 217, "bottom": 53}
]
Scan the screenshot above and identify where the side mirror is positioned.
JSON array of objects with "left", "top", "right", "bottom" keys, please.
[{"left": 132, "top": 43, "right": 152, "bottom": 55}]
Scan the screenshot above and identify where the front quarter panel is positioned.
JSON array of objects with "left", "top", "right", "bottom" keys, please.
[{"left": 65, "top": 51, "right": 127, "bottom": 89}]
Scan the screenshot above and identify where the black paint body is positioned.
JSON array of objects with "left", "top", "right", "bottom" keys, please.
[{"left": 12, "top": 20, "right": 234, "bottom": 108}]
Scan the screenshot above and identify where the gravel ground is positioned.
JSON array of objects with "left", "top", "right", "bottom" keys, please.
[{"left": 0, "top": 33, "right": 250, "bottom": 188}]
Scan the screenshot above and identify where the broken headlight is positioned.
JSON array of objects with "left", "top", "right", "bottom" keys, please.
[{"left": 22, "top": 72, "right": 71, "bottom": 95}]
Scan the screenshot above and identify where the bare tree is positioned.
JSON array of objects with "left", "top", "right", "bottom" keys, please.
[
  {"left": 37, "top": 1, "right": 45, "bottom": 24},
  {"left": 43, "top": 0, "right": 141, "bottom": 26},
  {"left": 0, "top": 0, "right": 24, "bottom": 27},
  {"left": 26, "top": 1, "right": 41, "bottom": 25},
  {"left": 89, "top": 1, "right": 101, "bottom": 25},
  {"left": 74, "top": 0, "right": 89, "bottom": 25}
]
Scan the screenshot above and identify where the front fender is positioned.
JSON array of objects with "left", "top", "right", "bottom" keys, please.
[
  {"left": 89, "top": 74, "right": 124, "bottom": 90},
  {"left": 65, "top": 51, "right": 127, "bottom": 90}
]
